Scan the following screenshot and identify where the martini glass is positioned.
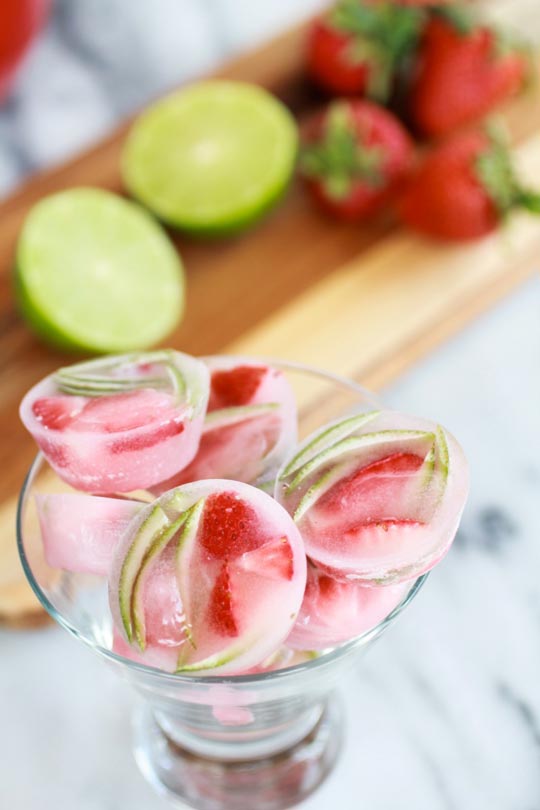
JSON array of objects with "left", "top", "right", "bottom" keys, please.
[{"left": 17, "top": 361, "right": 427, "bottom": 810}]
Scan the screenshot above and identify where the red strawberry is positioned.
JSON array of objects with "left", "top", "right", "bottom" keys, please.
[
  {"left": 32, "top": 396, "right": 84, "bottom": 431},
  {"left": 398, "top": 128, "right": 540, "bottom": 241},
  {"left": 206, "top": 563, "right": 239, "bottom": 638},
  {"left": 209, "top": 365, "right": 266, "bottom": 410},
  {"left": 199, "top": 491, "right": 262, "bottom": 559},
  {"left": 409, "top": 8, "right": 531, "bottom": 138},
  {"left": 236, "top": 537, "right": 294, "bottom": 582},
  {"left": 300, "top": 99, "right": 413, "bottom": 220},
  {"left": 317, "top": 452, "right": 424, "bottom": 512},
  {"left": 307, "top": 0, "right": 426, "bottom": 101}
]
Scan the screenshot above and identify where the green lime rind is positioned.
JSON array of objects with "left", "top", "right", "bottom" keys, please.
[
  {"left": 432, "top": 426, "right": 450, "bottom": 506},
  {"left": 174, "top": 498, "right": 206, "bottom": 660},
  {"left": 203, "top": 402, "right": 279, "bottom": 432},
  {"left": 122, "top": 80, "right": 298, "bottom": 236},
  {"left": 131, "top": 511, "right": 189, "bottom": 651},
  {"left": 285, "top": 429, "right": 435, "bottom": 494},
  {"left": 54, "top": 350, "right": 207, "bottom": 412},
  {"left": 15, "top": 188, "right": 184, "bottom": 354},
  {"left": 175, "top": 643, "right": 248, "bottom": 674},
  {"left": 280, "top": 410, "right": 381, "bottom": 479},
  {"left": 119, "top": 505, "right": 169, "bottom": 643},
  {"left": 293, "top": 457, "right": 359, "bottom": 523}
]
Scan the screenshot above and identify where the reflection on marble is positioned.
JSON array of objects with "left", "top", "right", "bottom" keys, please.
[{"left": 2, "top": 279, "right": 539, "bottom": 810}]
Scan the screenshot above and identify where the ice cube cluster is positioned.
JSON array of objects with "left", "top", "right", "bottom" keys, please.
[{"left": 22, "top": 350, "right": 469, "bottom": 676}]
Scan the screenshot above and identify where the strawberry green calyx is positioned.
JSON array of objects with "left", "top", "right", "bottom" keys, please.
[
  {"left": 330, "top": 0, "right": 426, "bottom": 100},
  {"left": 431, "top": 5, "right": 475, "bottom": 36},
  {"left": 475, "top": 126, "right": 540, "bottom": 218},
  {"left": 132, "top": 511, "right": 189, "bottom": 651},
  {"left": 300, "top": 102, "right": 383, "bottom": 200}
]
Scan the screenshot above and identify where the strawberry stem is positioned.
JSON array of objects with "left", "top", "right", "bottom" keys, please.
[
  {"left": 330, "top": 0, "right": 426, "bottom": 101},
  {"left": 518, "top": 190, "right": 540, "bottom": 213},
  {"left": 475, "top": 125, "right": 540, "bottom": 219},
  {"left": 300, "top": 102, "right": 383, "bottom": 201},
  {"left": 430, "top": 5, "right": 475, "bottom": 36}
]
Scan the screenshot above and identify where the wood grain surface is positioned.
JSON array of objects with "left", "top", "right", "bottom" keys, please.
[{"left": 1, "top": 15, "right": 539, "bottom": 625}]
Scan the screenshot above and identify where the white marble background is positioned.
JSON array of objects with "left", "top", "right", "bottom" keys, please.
[{"left": 1, "top": 2, "right": 539, "bottom": 809}]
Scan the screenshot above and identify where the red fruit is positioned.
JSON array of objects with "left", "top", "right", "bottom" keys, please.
[
  {"left": 398, "top": 128, "right": 540, "bottom": 241},
  {"left": 307, "top": 1, "right": 426, "bottom": 101},
  {"left": 409, "top": 12, "right": 530, "bottom": 138},
  {"left": 300, "top": 99, "right": 413, "bottom": 220},
  {"left": 32, "top": 396, "right": 84, "bottom": 430},
  {"left": 236, "top": 537, "right": 294, "bottom": 582},
  {"left": 209, "top": 365, "right": 266, "bottom": 410},
  {"left": 206, "top": 563, "right": 239, "bottom": 638},
  {"left": 199, "top": 491, "right": 262, "bottom": 559},
  {"left": 317, "top": 452, "right": 424, "bottom": 512}
]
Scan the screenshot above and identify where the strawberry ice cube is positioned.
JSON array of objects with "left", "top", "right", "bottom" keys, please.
[
  {"left": 20, "top": 351, "right": 209, "bottom": 493},
  {"left": 36, "top": 493, "right": 143, "bottom": 575},
  {"left": 109, "top": 480, "right": 307, "bottom": 676},
  {"left": 287, "top": 564, "right": 409, "bottom": 650},
  {"left": 276, "top": 409, "right": 469, "bottom": 585},
  {"left": 151, "top": 359, "right": 297, "bottom": 493}
]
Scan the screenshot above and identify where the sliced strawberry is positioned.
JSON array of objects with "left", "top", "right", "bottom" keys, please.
[
  {"left": 31, "top": 395, "right": 85, "bottom": 430},
  {"left": 199, "top": 491, "right": 263, "bottom": 559},
  {"left": 110, "top": 417, "right": 185, "bottom": 454},
  {"left": 74, "top": 389, "right": 177, "bottom": 433},
  {"left": 209, "top": 366, "right": 267, "bottom": 409},
  {"left": 206, "top": 563, "right": 239, "bottom": 638},
  {"left": 316, "top": 452, "right": 424, "bottom": 513},
  {"left": 236, "top": 537, "right": 294, "bottom": 582}
]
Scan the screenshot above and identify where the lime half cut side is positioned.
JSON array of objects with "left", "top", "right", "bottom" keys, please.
[
  {"left": 16, "top": 188, "right": 185, "bottom": 353},
  {"left": 122, "top": 80, "right": 298, "bottom": 235}
]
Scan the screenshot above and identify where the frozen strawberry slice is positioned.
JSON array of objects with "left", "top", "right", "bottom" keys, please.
[
  {"left": 206, "top": 563, "right": 239, "bottom": 638},
  {"left": 109, "top": 480, "right": 306, "bottom": 676},
  {"left": 152, "top": 360, "right": 298, "bottom": 491},
  {"left": 151, "top": 408, "right": 281, "bottom": 493},
  {"left": 32, "top": 396, "right": 85, "bottom": 431},
  {"left": 316, "top": 452, "right": 425, "bottom": 515},
  {"left": 277, "top": 409, "right": 469, "bottom": 585},
  {"left": 198, "top": 491, "right": 262, "bottom": 559},
  {"left": 19, "top": 350, "right": 210, "bottom": 493},
  {"left": 209, "top": 365, "right": 267, "bottom": 409},
  {"left": 287, "top": 565, "right": 409, "bottom": 650},
  {"left": 72, "top": 389, "right": 178, "bottom": 433},
  {"left": 236, "top": 537, "right": 294, "bottom": 581}
]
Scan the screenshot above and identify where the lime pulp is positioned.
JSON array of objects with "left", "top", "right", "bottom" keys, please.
[
  {"left": 16, "top": 187, "right": 185, "bottom": 353},
  {"left": 121, "top": 80, "right": 298, "bottom": 234}
]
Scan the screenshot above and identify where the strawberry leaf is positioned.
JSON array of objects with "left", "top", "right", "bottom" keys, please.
[{"left": 300, "top": 102, "right": 384, "bottom": 200}]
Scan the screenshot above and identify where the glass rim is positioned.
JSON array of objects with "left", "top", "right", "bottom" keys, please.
[{"left": 16, "top": 357, "right": 427, "bottom": 687}]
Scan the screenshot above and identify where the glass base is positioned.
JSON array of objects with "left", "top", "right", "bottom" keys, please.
[{"left": 133, "top": 698, "right": 343, "bottom": 810}]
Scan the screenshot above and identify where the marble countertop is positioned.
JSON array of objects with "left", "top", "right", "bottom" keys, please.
[{"left": 1, "top": 3, "right": 540, "bottom": 809}]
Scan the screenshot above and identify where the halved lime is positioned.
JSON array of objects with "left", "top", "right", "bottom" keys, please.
[
  {"left": 15, "top": 187, "right": 184, "bottom": 353},
  {"left": 122, "top": 80, "right": 298, "bottom": 234}
]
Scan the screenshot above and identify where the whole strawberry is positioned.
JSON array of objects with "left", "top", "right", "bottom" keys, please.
[
  {"left": 299, "top": 99, "right": 414, "bottom": 220},
  {"left": 409, "top": 6, "right": 531, "bottom": 138},
  {"left": 307, "top": 0, "right": 426, "bottom": 102},
  {"left": 398, "top": 127, "right": 540, "bottom": 241}
]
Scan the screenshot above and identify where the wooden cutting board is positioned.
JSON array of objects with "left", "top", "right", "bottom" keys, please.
[{"left": 1, "top": 12, "right": 539, "bottom": 625}]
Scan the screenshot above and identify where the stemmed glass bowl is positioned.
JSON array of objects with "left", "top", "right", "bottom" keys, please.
[{"left": 17, "top": 360, "right": 426, "bottom": 810}]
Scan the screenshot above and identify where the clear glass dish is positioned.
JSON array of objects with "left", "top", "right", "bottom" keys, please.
[{"left": 17, "top": 359, "right": 427, "bottom": 810}]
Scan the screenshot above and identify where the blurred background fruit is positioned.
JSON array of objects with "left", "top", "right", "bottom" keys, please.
[{"left": 0, "top": 0, "right": 51, "bottom": 103}]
